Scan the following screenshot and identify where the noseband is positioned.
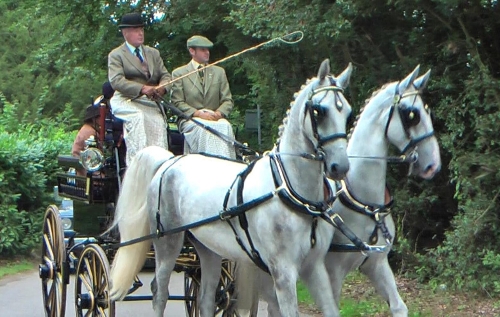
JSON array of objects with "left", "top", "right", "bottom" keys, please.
[{"left": 384, "top": 89, "right": 435, "bottom": 154}]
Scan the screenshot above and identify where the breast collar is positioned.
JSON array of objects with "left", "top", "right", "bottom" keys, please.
[
  {"left": 269, "top": 153, "right": 335, "bottom": 216},
  {"left": 335, "top": 179, "right": 394, "bottom": 245}
]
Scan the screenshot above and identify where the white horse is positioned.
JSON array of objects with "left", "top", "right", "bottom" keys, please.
[
  {"left": 325, "top": 65, "right": 441, "bottom": 316},
  {"left": 108, "top": 59, "right": 353, "bottom": 317},
  {"left": 258, "top": 65, "right": 441, "bottom": 317}
]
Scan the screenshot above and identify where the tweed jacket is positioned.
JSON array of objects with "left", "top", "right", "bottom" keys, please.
[
  {"left": 108, "top": 43, "right": 171, "bottom": 99},
  {"left": 171, "top": 63, "right": 233, "bottom": 117}
]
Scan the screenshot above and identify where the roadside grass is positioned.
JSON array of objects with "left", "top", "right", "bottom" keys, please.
[
  {"left": 0, "top": 257, "right": 37, "bottom": 279},
  {"left": 297, "top": 270, "right": 500, "bottom": 316},
  {"left": 297, "top": 271, "right": 431, "bottom": 317}
]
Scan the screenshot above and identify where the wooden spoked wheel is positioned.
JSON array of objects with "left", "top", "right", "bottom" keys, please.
[
  {"left": 183, "top": 260, "right": 237, "bottom": 317},
  {"left": 75, "top": 244, "right": 115, "bottom": 317},
  {"left": 184, "top": 265, "right": 200, "bottom": 317},
  {"left": 217, "top": 260, "right": 237, "bottom": 316},
  {"left": 39, "top": 205, "right": 67, "bottom": 317}
]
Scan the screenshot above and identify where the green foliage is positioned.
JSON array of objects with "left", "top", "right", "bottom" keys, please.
[
  {"left": 0, "top": 98, "right": 74, "bottom": 255},
  {"left": 1, "top": 0, "right": 500, "bottom": 296}
]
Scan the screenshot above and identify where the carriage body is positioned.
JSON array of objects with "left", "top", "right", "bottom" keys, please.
[{"left": 40, "top": 97, "right": 237, "bottom": 317}]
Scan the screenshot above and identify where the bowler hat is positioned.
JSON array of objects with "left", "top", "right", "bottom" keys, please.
[
  {"left": 119, "top": 13, "right": 144, "bottom": 29},
  {"left": 84, "top": 104, "right": 100, "bottom": 122},
  {"left": 186, "top": 35, "right": 213, "bottom": 48}
]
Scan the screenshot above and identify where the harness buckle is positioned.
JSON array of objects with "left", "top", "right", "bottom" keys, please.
[
  {"left": 219, "top": 209, "right": 231, "bottom": 221},
  {"left": 329, "top": 212, "right": 344, "bottom": 224}
]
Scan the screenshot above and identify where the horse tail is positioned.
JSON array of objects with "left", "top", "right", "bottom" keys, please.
[
  {"left": 234, "top": 263, "right": 260, "bottom": 317},
  {"left": 109, "top": 146, "right": 173, "bottom": 301}
]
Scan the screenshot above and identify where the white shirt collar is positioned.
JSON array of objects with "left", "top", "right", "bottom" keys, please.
[
  {"left": 191, "top": 60, "right": 205, "bottom": 69},
  {"left": 126, "top": 42, "right": 142, "bottom": 55}
]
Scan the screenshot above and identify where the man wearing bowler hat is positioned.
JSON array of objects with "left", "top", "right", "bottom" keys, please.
[
  {"left": 171, "top": 35, "right": 236, "bottom": 159},
  {"left": 108, "top": 12, "right": 172, "bottom": 166}
]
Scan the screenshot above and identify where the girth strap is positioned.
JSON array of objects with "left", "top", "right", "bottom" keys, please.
[{"left": 223, "top": 159, "right": 271, "bottom": 273}]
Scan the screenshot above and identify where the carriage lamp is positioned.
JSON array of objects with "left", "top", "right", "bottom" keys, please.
[
  {"left": 61, "top": 217, "right": 73, "bottom": 230},
  {"left": 79, "top": 148, "right": 104, "bottom": 172}
]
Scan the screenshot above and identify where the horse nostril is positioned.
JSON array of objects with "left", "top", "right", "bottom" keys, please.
[
  {"left": 426, "top": 163, "right": 441, "bottom": 174},
  {"left": 330, "top": 163, "right": 338, "bottom": 173}
]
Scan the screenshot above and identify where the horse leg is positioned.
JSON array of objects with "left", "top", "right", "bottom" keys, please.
[
  {"left": 258, "top": 272, "right": 281, "bottom": 317},
  {"left": 359, "top": 255, "right": 408, "bottom": 317},
  {"left": 325, "top": 252, "right": 361, "bottom": 306},
  {"left": 300, "top": 257, "right": 340, "bottom": 317},
  {"left": 189, "top": 237, "right": 221, "bottom": 317},
  {"left": 234, "top": 263, "right": 260, "bottom": 317},
  {"left": 268, "top": 263, "right": 301, "bottom": 317},
  {"left": 151, "top": 232, "right": 184, "bottom": 317}
]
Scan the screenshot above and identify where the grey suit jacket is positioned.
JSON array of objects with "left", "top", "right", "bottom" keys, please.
[
  {"left": 171, "top": 63, "right": 233, "bottom": 117},
  {"left": 108, "top": 43, "right": 171, "bottom": 99}
]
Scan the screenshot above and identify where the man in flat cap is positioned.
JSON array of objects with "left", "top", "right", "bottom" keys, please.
[
  {"left": 108, "top": 12, "right": 172, "bottom": 166},
  {"left": 171, "top": 35, "right": 236, "bottom": 159}
]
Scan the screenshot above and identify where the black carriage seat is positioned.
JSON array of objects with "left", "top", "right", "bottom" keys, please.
[
  {"left": 104, "top": 107, "right": 127, "bottom": 169},
  {"left": 168, "top": 126, "right": 184, "bottom": 156}
]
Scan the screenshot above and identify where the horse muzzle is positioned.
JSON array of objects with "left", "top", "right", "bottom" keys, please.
[{"left": 327, "top": 157, "right": 349, "bottom": 180}]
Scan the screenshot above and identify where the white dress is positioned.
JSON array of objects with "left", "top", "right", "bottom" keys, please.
[
  {"left": 179, "top": 113, "right": 236, "bottom": 159},
  {"left": 110, "top": 95, "right": 169, "bottom": 166}
]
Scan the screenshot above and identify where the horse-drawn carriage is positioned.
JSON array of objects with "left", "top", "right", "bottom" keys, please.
[
  {"left": 38, "top": 94, "right": 238, "bottom": 317},
  {"left": 38, "top": 58, "right": 442, "bottom": 317}
]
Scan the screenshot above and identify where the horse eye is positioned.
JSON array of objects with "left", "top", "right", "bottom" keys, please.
[{"left": 312, "top": 105, "right": 327, "bottom": 118}]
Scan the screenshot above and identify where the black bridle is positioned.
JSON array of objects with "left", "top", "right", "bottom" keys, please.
[
  {"left": 383, "top": 86, "right": 435, "bottom": 155},
  {"left": 303, "top": 77, "right": 349, "bottom": 159}
]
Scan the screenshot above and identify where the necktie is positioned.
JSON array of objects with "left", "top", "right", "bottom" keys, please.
[
  {"left": 135, "top": 47, "right": 143, "bottom": 63},
  {"left": 198, "top": 65, "right": 204, "bottom": 85}
]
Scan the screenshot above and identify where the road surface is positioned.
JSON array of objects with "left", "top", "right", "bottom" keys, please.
[{"left": 0, "top": 269, "right": 312, "bottom": 316}]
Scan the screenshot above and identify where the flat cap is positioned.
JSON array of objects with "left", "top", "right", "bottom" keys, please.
[{"left": 187, "top": 35, "right": 213, "bottom": 48}]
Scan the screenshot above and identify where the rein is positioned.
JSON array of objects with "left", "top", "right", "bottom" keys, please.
[{"left": 348, "top": 149, "right": 419, "bottom": 164}]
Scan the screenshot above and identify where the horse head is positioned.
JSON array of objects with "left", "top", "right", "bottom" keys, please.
[
  {"left": 281, "top": 59, "right": 352, "bottom": 180},
  {"left": 384, "top": 65, "right": 442, "bottom": 179}
]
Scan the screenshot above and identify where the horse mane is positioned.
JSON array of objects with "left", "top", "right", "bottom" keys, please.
[
  {"left": 275, "top": 78, "right": 315, "bottom": 144},
  {"left": 348, "top": 82, "right": 391, "bottom": 140}
]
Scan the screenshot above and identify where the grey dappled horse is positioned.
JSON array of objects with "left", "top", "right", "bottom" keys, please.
[
  {"left": 259, "top": 65, "right": 441, "bottom": 317},
  {"left": 108, "top": 59, "right": 353, "bottom": 317},
  {"left": 326, "top": 66, "right": 441, "bottom": 317}
]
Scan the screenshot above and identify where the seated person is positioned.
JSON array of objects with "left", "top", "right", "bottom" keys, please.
[
  {"left": 171, "top": 35, "right": 236, "bottom": 159},
  {"left": 108, "top": 12, "right": 172, "bottom": 167},
  {"left": 72, "top": 83, "right": 115, "bottom": 176}
]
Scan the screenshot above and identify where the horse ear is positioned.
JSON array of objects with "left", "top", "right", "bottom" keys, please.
[
  {"left": 413, "top": 69, "right": 431, "bottom": 90},
  {"left": 318, "top": 59, "right": 331, "bottom": 81},
  {"left": 397, "top": 65, "right": 420, "bottom": 95},
  {"left": 335, "top": 62, "right": 353, "bottom": 89}
]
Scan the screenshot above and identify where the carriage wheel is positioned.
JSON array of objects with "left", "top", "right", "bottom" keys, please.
[
  {"left": 75, "top": 244, "right": 115, "bottom": 317},
  {"left": 184, "top": 266, "right": 200, "bottom": 317},
  {"left": 183, "top": 260, "right": 237, "bottom": 317},
  {"left": 39, "top": 205, "right": 67, "bottom": 317},
  {"left": 217, "top": 260, "right": 238, "bottom": 316}
]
